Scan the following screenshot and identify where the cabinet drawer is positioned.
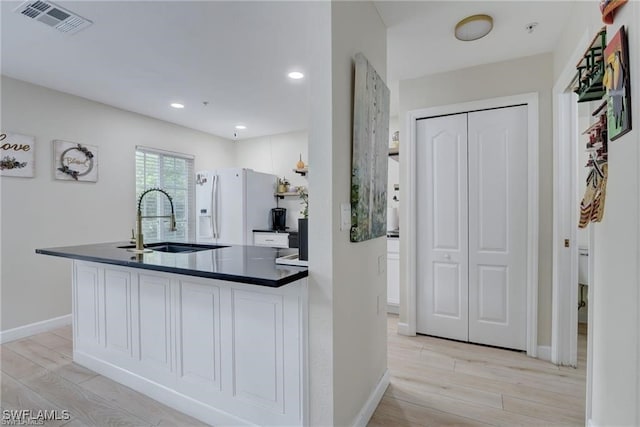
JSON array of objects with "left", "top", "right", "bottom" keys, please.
[{"left": 254, "top": 232, "right": 289, "bottom": 248}]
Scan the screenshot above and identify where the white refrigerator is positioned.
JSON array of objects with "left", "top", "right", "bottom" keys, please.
[{"left": 195, "top": 168, "right": 277, "bottom": 245}]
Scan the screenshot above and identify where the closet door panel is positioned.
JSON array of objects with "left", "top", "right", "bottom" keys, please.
[
  {"left": 416, "top": 113, "right": 469, "bottom": 341},
  {"left": 468, "top": 106, "right": 528, "bottom": 350}
]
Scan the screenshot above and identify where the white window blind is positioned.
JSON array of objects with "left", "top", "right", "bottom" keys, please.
[{"left": 135, "top": 147, "right": 195, "bottom": 242}]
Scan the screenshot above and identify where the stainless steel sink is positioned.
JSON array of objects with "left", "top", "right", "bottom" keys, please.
[{"left": 118, "top": 242, "right": 228, "bottom": 253}]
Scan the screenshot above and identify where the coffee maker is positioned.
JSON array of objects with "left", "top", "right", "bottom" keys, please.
[{"left": 271, "top": 208, "right": 287, "bottom": 231}]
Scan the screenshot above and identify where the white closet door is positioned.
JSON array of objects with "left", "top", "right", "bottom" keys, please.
[
  {"left": 467, "top": 106, "right": 528, "bottom": 350},
  {"left": 416, "top": 114, "right": 469, "bottom": 341}
]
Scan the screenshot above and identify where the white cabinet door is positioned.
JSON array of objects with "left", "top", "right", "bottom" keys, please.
[
  {"left": 104, "top": 268, "right": 133, "bottom": 357},
  {"left": 74, "top": 263, "right": 101, "bottom": 346},
  {"left": 416, "top": 113, "right": 469, "bottom": 341},
  {"left": 138, "top": 274, "right": 173, "bottom": 373},
  {"left": 467, "top": 106, "right": 528, "bottom": 350}
]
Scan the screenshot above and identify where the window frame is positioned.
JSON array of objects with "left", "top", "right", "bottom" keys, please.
[{"left": 135, "top": 146, "right": 195, "bottom": 242}]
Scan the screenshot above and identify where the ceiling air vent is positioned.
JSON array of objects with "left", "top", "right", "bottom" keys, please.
[{"left": 14, "top": 1, "right": 92, "bottom": 35}]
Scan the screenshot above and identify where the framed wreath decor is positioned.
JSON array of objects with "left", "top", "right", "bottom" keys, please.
[{"left": 53, "top": 140, "right": 98, "bottom": 182}]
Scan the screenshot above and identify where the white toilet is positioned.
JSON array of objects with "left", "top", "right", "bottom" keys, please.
[{"left": 578, "top": 247, "right": 589, "bottom": 286}]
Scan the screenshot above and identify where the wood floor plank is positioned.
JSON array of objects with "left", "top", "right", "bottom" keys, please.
[
  {"left": 1, "top": 373, "right": 69, "bottom": 427},
  {"left": 372, "top": 396, "right": 491, "bottom": 427},
  {"left": 391, "top": 374, "right": 504, "bottom": 410},
  {"left": 5, "top": 339, "right": 72, "bottom": 370},
  {"left": 50, "top": 325, "right": 73, "bottom": 341},
  {"left": 29, "top": 332, "right": 72, "bottom": 352},
  {"left": 20, "top": 370, "right": 151, "bottom": 427},
  {"left": 60, "top": 420, "right": 89, "bottom": 427},
  {"left": 384, "top": 382, "right": 544, "bottom": 427},
  {"left": 1, "top": 347, "right": 47, "bottom": 380},
  {"left": 79, "top": 375, "right": 208, "bottom": 427},
  {"left": 4, "top": 339, "right": 97, "bottom": 384},
  {"left": 453, "top": 360, "right": 585, "bottom": 396},
  {"left": 502, "top": 395, "right": 583, "bottom": 425},
  {"left": 391, "top": 356, "right": 585, "bottom": 410}
]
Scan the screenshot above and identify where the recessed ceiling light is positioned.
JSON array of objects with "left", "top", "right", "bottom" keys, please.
[
  {"left": 170, "top": 103, "right": 185, "bottom": 109},
  {"left": 454, "top": 14, "right": 493, "bottom": 41},
  {"left": 287, "top": 71, "right": 304, "bottom": 80},
  {"left": 235, "top": 125, "right": 247, "bottom": 130}
]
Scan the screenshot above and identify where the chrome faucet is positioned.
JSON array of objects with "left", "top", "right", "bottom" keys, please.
[{"left": 134, "top": 188, "right": 177, "bottom": 252}]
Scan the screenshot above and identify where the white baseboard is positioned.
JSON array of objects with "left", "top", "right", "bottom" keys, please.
[
  {"left": 386, "top": 304, "right": 399, "bottom": 315},
  {"left": 351, "top": 369, "right": 390, "bottom": 427},
  {"left": 537, "top": 345, "right": 551, "bottom": 361},
  {"left": 74, "top": 351, "right": 251, "bottom": 426},
  {"left": 397, "top": 322, "right": 411, "bottom": 336},
  {"left": 0, "top": 314, "right": 72, "bottom": 344},
  {"left": 587, "top": 418, "right": 596, "bottom": 427}
]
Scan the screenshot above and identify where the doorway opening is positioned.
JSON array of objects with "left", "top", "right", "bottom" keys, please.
[{"left": 551, "top": 29, "right": 594, "bottom": 421}]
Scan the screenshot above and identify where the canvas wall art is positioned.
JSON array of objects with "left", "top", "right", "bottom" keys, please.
[
  {"left": 603, "top": 26, "right": 632, "bottom": 141},
  {"left": 0, "top": 132, "right": 35, "bottom": 178},
  {"left": 350, "top": 53, "right": 390, "bottom": 242},
  {"left": 53, "top": 140, "right": 98, "bottom": 182}
]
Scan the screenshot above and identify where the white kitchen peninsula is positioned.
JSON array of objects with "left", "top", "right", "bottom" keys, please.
[{"left": 37, "top": 242, "right": 308, "bottom": 426}]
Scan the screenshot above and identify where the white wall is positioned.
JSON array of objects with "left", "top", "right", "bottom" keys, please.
[
  {"left": 398, "top": 53, "right": 555, "bottom": 345},
  {"left": 553, "top": 2, "right": 640, "bottom": 424},
  {"left": 330, "top": 3, "right": 388, "bottom": 425},
  {"left": 234, "top": 131, "right": 308, "bottom": 230},
  {"left": 306, "top": 2, "right": 334, "bottom": 424},
  {"left": 0, "top": 76, "right": 235, "bottom": 331},
  {"left": 308, "top": 2, "right": 388, "bottom": 425}
]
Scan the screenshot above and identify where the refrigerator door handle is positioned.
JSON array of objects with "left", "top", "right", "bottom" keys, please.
[{"left": 212, "top": 174, "right": 219, "bottom": 239}]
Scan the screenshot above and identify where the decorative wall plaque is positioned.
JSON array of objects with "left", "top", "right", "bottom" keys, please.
[
  {"left": 0, "top": 132, "right": 35, "bottom": 178},
  {"left": 53, "top": 140, "right": 98, "bottom": 182}
]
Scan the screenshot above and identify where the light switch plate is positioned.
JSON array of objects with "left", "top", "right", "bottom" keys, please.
[{"left": 340, "top": 203, "right": 351, "bottom": 231}]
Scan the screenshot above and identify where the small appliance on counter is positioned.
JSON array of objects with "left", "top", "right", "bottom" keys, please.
[{"left": 271, "top": 208, "right": 287, "bottom": 231}]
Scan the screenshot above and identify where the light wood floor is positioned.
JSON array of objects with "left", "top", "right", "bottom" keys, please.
[
  {"left": 368, "top": 316, "right": 587, "bottom": 427},
  {"left": 1, "top": 318, "right": 586, "bottom": 426}
]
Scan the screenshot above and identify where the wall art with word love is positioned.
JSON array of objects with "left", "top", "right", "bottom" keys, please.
[
  {"left": 53, "top": 140, "right": 98, "bottom": 182},
  {"left": 0, "top": 132, "right": 35, "bottom": 178}
]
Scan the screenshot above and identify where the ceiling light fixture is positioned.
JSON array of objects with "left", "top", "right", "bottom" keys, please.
[
  {"left": 287, "top": 71, "right": 304, "bottom": 80},
  {"left": 454, "top": 14, "right": 493, "bottom": 41},
  {"left": 235, "top": 125, "right": 247, "bottom": 130},
  {"left": 170, "top": 103, "right": 184, "bottom": 109}
]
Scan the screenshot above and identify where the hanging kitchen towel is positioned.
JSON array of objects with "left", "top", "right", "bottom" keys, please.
[
  {"left": 600, "top": 0, "right": 628, "bottom": 24},
  {"left": 591, "top": 163, "right": 608, "bottom": 223},
  {"left": 579, "top": 170, "right": 598, "bottom": 229}
]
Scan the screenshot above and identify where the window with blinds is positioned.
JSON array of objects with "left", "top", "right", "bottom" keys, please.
[{"left": 135, "top": 147, "right": 195, "bottom": 242}]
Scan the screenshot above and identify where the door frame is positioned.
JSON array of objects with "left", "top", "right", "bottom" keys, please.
[
  {"left": 551, "top": 27, "right": 592, "bottom": 416},
  {"left": 551, "top": 83, "right": 580, "bottom": 368},
  {"left": 402, "top": 93, "right": 539, "bottom": 357}
]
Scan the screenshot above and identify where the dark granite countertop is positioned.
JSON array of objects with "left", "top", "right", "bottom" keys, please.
[{"left": 36, "top": 242, "right": 308, "bottom": 287}]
